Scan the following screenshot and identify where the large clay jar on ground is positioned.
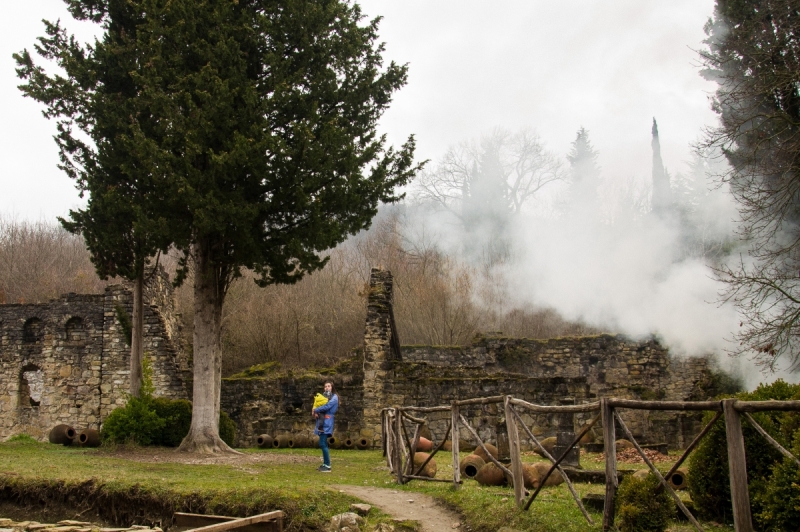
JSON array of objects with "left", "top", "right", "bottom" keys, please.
[
  {"left": 419, "top": 425, "right": 433, "bottom": 441},
  {"left": 578, "top": 430, "right": 596, "bottom": 445},
  {"left": 289, "top": 434, "right": 309, "bottom": 448},
  {"left": 459, "top": 454, "right": 485, "bottom": 479},
  {"left": 615, "top": 439, "right": 634, "bottom": 450},
  {"left": 416, "top": 437, "right": 433, "bottom": 452},
  {"left": 668, "top": 467, "right": 689, "bottom": 490},
  {"left": 441, "top": 440, "right": 473, "bottom": 452},
  {"left": 78, "top": 428, "right": 100, "bottom": 447},
  {"left": 330, "top": 433, "right": 346, "bottom": 449},
  {"left": 473, "top": 443, "right": 498, "bottom": 462},
  {"left": 256, "top": 434, "right": 273, "bottom": 448},
  {"left": 522, "top": 462, "right": 564, "bottom": 489},
  {"left": 48, "top": 424, "right": 76, "bottom": 446},
  {"left": 475, "top": 462, "right": 506, "bottom": 486},
  {"left": 272, "top": 434, "right": 290, "bottom": 448},
  {"left": 533, "top": 437, "right": 557, "bottom": 457},
  {"left": 412, "top": 452, "right": 437, "bottom": 478}
]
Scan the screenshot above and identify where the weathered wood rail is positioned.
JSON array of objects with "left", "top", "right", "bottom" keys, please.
[
  {"left": 381, "top": 397, "right": 800, "bottom": 532},
  {"left": 173, "top": 511, "right": 284, "bottom": 532}
]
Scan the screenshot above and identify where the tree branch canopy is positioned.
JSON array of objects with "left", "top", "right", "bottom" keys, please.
[
  {"left": 701, "top": 0, "right": 800, "bottom": 370},
  {"left": 15, "top": 0, "right": 420, "bottom": 452}
]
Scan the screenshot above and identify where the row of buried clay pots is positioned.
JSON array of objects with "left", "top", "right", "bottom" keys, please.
[
  {"left": 48, "top": 424, "right": 100, "bottom": 447},
  {"left": 255, "top": 433, "right": 375, "bottom": 450},
  {"left": 456, "top": 443, "right": 565, "bottom": 488}
]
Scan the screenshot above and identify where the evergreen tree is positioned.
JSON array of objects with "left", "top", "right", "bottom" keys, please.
[
  {"left": 16, "top": 0, "right": 419, "bottom": 452},
  {"left": 566, "top": 127, "right": 601, "bottom": 213},
  {"left": 700, "top": 0, "right": 800, "bottom": 369},
  {"left": 16, "top": 1, "right": 178, "bottom": 398},
  {"left": 651, "top": 118, "right": 673, "bottom": 217}
]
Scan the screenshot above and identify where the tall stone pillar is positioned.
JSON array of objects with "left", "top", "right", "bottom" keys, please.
[
  {"left": 361, "top": 268, "right": 401, "bottom": 446},
  {"left": 553, "top": 397, "right": 581, "bottom": 468}
]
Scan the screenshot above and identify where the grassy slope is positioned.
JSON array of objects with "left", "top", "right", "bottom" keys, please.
[{"left": 0, "top": 440, "right": 733, "bottom": 532}]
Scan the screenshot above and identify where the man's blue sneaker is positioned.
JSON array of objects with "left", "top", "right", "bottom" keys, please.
[{"left": 318, "top": 465, "right": 331, "bottom": 473}]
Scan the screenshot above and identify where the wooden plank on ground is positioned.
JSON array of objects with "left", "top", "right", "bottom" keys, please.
[{"left": 173, "top": 512, "right": 283, "bottom": 532}]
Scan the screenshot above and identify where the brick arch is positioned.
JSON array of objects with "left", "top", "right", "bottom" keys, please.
[
  {"left": 23, "top": 317, "right": 43, "bottom": 344},
  {"left": 19, "top": 363, "right": 43, "bottom": 408}
]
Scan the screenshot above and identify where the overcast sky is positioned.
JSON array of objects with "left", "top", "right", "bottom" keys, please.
[{"left": 2, "top": 0, "right": 717, "bottom": 220}]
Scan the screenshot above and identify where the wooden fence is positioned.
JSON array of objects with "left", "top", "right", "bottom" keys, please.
[{"left": 381, "top": 396, "right": 800, "bottom": 532}]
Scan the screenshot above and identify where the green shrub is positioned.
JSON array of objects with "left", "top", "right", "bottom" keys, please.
[
  {"left": 753, "top": 428, "right": 800, "bottom": 531},
  {"left": 219, "top": 410, "right": 236, "bottom": 447},
  {"left": 616, "top": 474, "right": 675, "bottom": 532},
  {"left": 150, "top": 397, "right": 192, "bottom": 447},
  {"left": 6, "top": 434, "right": 39, "bottom": 444},
  {"left": 100, "top": 396, "right": 166, "bottom": 445},
  {"left": 103, "top": 396, "right": 236, "bottom": 448},
  {"left": 687, "top": 380, "right": 800, "bottom": 526}
]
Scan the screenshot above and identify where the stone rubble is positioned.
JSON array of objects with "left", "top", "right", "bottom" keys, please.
[{"left": 0, "top": 519, "right": 162, "bottom": 532}]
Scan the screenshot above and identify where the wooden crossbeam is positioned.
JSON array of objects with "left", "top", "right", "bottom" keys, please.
[
  {"left": 509, "top": 405, "right": 594, "bottom": 524},
  {"left": 176, "top": 512, "right": 283, "bottom": 532},
  {"left": 459, "top": 413, "right": 513, "bottom": 479},
  {"left": 411, "top": 421, "right": 451, "bottom": 478},
  {"left": 614, "top": 411, "right": 703, "bottom": 532},
  {"left": 655, "top": 411, "right": 721, "bottom": 494},
  {"left": 524, "top": 412, "right": 600, "bottom": 511},
  {"left": 743, "top": 412, "right": 800, "bottom": 468}
]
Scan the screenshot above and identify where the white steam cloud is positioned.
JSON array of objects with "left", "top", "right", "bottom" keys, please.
[{"left": 405, "top": 132, "right": 800, "bottom": 390}]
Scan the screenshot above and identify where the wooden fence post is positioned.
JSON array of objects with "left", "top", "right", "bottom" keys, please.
[
  {"left": 394, "top": 409, "right": 405, "bottom": 484},
  {"left": 504, "top": 396, "right": 525, "bottom": 508},
  {"left": 452, "top": 401, "right": 461, "bottom": 488},
  {"left": 602, "top": 398, "right": 617, "bottom": 531},
  {"left": 723, "top": 399, "right": 753, "bottom": 532}
]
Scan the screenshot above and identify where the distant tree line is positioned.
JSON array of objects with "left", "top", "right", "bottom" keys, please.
[{"left": 0, "top": 212, "right": 597, "bottom": 376}]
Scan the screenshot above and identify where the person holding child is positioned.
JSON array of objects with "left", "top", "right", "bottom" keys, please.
[{"left": 312, "top": 380, "right": 339, "bottom": 473}]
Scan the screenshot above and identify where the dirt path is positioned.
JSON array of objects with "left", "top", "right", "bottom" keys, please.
[{"left": 332, "top": 485, "right": 462, "bottom": 532}]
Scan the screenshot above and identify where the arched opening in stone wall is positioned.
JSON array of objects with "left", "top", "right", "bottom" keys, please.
[
  {"left": 23, "top": 318, "right": 43, "bottom": 344},
  {"left": 19, "top": 364, "right": 43, "bottom": 408},
  {"left": 65, "top": 317, "right": 86, "bottom": 344}
]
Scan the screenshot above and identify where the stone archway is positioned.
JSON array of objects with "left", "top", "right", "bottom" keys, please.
[
  {"left": 65, "top": 316, "right": 86, "bottom": 344},
  {"left": 23, "top": 317, "right": 43, "bottom": 344},
  {"left": 19, "top": 363, "right": 44, "bottom": 408}
]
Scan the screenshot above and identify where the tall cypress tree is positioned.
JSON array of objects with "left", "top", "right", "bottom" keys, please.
[
  {"left": 16, "top": 1, "right": 178, "bottom": 398},
  {"left": 16, "top": 0, "right": 419, "bottom": 452},
  {"left": 650, "top": 118, "right": 673, "bottom": 217}
]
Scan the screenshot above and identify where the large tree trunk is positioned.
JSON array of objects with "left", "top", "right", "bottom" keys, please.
[
  {"left": 178, "top": 240, "right": 237, "bottom": 453},
  {"left": 129, "top": 275, "right": 144, "bottom": 398}
]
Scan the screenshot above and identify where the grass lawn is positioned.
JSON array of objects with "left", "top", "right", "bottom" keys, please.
[{"left": 0, "top": 438, "right": 734, "bottom": 532}]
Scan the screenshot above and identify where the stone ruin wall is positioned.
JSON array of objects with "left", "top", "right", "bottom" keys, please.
[
  {"left": 220, "top": 357, "right": 365, "bottom": 447},
  {"left": 0, "top": 264, "right": 718, "bottom": 450},
  {"left": 0, "top": 272, "right": 188, "bottom": 441},
  {"left": 223, "top": 268, "right": 716, "bottom": 450},
  {"left": 396, "top": 336, "right": 711, "bottom": 449}
]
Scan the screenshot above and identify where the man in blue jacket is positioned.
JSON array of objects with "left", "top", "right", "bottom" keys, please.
[{"left": 313, "top": 380, "right": 339, "bottom": 472}]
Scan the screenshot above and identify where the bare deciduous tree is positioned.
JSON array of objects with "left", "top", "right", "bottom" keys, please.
[
  {"left": 0, "top": 217, "right": 106, "bottom": 304},
  {"left": 414, "top": 128, "right": 565, "bottom": 221}
]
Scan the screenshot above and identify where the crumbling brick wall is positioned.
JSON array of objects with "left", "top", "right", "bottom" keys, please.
[{"left": 0, "top": 271, "right": 188, "bottom": 441}]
